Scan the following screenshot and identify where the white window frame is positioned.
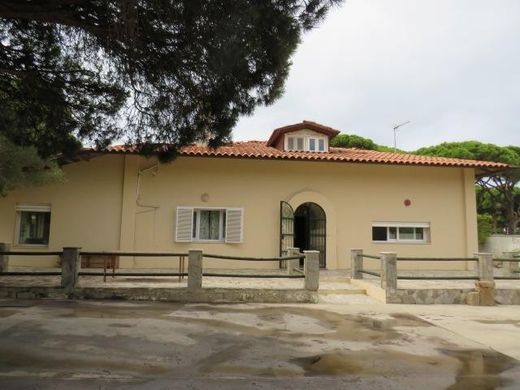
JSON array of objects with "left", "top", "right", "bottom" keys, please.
[
  {"left": 175, "top": 206, "right": 244, "bottom": 244},
  {"left": 14, "top": 204, "right": 52, "bottom": 247},
  {"left": 192, "top": 208, "right": 226, "bottom": 242},
  {"left": 318, "top": 138, "right": 326, "bottom": 152},
  {"left": 285, "top": 135, "right": 328, "bottom": 152},
  {"left": 371, "top": 222, "right": 430, "bottom": 244}
]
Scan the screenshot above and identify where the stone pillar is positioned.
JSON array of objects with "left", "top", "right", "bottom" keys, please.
[
  {"left": 304, "top": 250, "right": 320, "bottom": 291},
  {"left": 286, "top": 247, "right": 300, "bottom": 275},
  {"left": 351, "top": 249, "right": 363, "bottom": 279},
  {"left": 477, "top": 253, "right": 493, "bottom": 282},
  {"left": 61, "top": 247, "right": 81, "bottom": 292},
  {"left": 380, "top": 252, "right": 397, "bottom": 293},
  {"left": 188, "top": 249, "right": 203, "bottom": 291},
  {"left": 476, "top": 252, "right": 495, "bottom": 306},
  {"left": 0, "top": 243, "right": 10, "bottom": 273}
]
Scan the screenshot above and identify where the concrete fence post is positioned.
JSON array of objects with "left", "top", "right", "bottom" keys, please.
[
  {"left": 477, "top": 253, "right": 494, "bottom": 282},
  {"left": 61, "top": 247, "right": 81, "bottom": 292},
  {"left": 475, "top": 252, "right": 495, "bottom": 306},
  {"left": 304, "top": 250, "right": 320, "bottom": 291},
  {"left": 287, "top": 247, "right": 300, "bottom": 275},
  {"left": 0, "top": 243, "right": 10, "bottom": 273},
  {"left": 188, "top": 249, "right": 203, "bottom": 291},
  {"left": 351, "top": 249, "right": 363, "bottom": 279},
  {"left": 380, "top": 252, "right": 397, "bottom": 293}
]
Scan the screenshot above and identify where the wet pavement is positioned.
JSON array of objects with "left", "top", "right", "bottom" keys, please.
[{"left": 0, "top": 299, "right": 519, "bottom": 389}]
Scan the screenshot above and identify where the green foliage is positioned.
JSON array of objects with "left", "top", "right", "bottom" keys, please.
[
  {"left": 0, "top": 136, "right": 63, "bottom": 196},
  {"left": 415, "top": 141, "right": 520, "bottom": 234},
  {"left": 477, "top": 214, "right": 494, "bottom": 246},
  {"left": 0, "top": 0, "right": 342, "bottom": 160},
  {"left": 415, "top": 141, "right": 520, "bottom": 166},
  {"left": 330, "top": 133, "right": 399, "bottom": 152},
  {"left": 331, "top": 134, "right": 379, "bottom": 150}
]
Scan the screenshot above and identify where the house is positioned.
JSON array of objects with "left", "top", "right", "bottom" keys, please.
[{"left": 0, "top": 121, "right": 508, "bottom": 270}]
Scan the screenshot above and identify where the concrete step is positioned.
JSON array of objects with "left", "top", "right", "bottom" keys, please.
[
  {"left": 318, "top": 293, "right": 379, "bottom": 304},
  {"left": 319, "top": 288, "right": 367, "bottom": 295}
]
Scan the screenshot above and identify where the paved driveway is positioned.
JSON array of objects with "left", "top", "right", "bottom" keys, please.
[{"left": 0, "top": 299, "right": 519, "bottom": 389}]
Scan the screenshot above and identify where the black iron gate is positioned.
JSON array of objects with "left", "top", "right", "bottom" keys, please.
[
  {"left": 279, "top": 201, "right": 294, "bottom": 269},
  {"left": 294, "top": 202, "right": 326, "bottom": 268}
]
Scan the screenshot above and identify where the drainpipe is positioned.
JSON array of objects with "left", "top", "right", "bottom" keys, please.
[
  {"left": 136, "top": 164, "right": 160, "bottom": 210},
  {"left": 132, "top": 164, "right": 160, "bottom": 264}
]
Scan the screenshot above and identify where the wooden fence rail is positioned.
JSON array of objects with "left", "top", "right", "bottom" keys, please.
[{"left": 0, "top": 243, "right": 319, "bottom": 292}]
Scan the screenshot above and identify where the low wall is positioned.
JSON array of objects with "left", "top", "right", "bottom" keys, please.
[
  {"left": 495, "top": 289, "right": 520, "bottom": 305},
  {"left": 387, "top": 289, "right": 474, "bottom": 304},
  {"left": 352, "top": 279, "right": 477, "bottom": 305},
  {"left": 358, "top": 284, "right": 520, "bottom": 305},
  {"left": 483, "top": 235, "right": 520, "bottom": 257},
  {"left": 352, "top": 276, "right": 520, "bottom": 305},
  {"left": 0, "top": 286, "right": 318, "bottom": 303}
]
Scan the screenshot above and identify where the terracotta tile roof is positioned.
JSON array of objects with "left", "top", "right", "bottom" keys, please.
[
  {"left": 105, "top": 141, "right": 508, "bottom": 169},
  {"left": 266, "top": 120, "right": 341, "bottom": 146}
]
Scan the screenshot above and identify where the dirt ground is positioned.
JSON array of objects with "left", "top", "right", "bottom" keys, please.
[{"left": 0, "top": 298, "right": 519, "bottom": 389}]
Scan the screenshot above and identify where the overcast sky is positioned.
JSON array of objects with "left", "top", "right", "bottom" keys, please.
[{"left": 233, "top": 0, "right": 520, "bottom": 151}]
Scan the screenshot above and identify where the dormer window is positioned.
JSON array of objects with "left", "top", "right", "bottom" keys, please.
[
  {"left": 309, "top": 138, "right": 326, "bottom": 152},
  {"left": 286, "top": 135, "right": 327, "bottom": 152},
  {"left": 287, "top": 136, "right": 304, "bottom": 151},
  {"left": 266, "top": 120, "right": 340, "bottom": 153}
]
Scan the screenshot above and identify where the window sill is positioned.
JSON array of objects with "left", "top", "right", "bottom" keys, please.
[
  {"left": 12, "top": 243, "right": 50, "bottom": 249},
  {"left": 192, "top": 240, "right": 226, "bottom": 244},
  {"left": 372, "top": 241, "right": 430, "bottom": 245}
]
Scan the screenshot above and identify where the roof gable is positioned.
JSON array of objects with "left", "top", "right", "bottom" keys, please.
[{"left": 266, "top": 120, "right": 341, "bottom": 147}]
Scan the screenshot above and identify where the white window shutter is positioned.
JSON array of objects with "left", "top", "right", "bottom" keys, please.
[
  {"left": 225, "top": 208, "right": 243, "bottom": 244},
  {"left": 175, "top": 207, "right": 193, "bottom": 242}
]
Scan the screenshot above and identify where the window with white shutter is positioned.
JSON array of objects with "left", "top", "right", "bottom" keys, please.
[
  {"left": 176, "top": 207, "right": 243, "bottom": 243},
  {"left": 175, "top": 207, "right": 194, "bottom": 242},
  {"left": 225, "top": 208, "right": 243, "bottom": 244}
]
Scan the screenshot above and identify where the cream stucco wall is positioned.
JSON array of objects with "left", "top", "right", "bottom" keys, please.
[
  {"left": 0, "top": 155, "right": 124, "bottom": 266},
  {"left": 0, "top": 154, "right": 478, "bottom": 270}
]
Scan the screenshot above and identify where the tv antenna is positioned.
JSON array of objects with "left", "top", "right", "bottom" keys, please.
[{"left": 393, "top": 121, "right": 410, "bottom": 152}]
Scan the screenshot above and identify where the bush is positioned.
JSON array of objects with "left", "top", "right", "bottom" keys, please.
[{"left": 477, "top": 214, "right": 493, "bottom": 246}]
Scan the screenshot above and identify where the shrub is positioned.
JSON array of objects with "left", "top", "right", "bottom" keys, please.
[{"left": 477, "top": 214, "right": 494, "bottom": 246}]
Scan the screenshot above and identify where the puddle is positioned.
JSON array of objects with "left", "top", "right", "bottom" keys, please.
[
  {"left": 443, "top": 349, "right": 518, "bottom": 389},
  {"left": 0, "top": 301, "right": 37, "bottom": 308},
  {"left": 292, "top": 350, "right": 452, "bottom": 377},
  {"left": 0, "top": 309, "right": 18, "bottom": 318},
  {"left": 108, "top": 323, "right": 134, "bottom": 328},
  {"left": 0, "top": 348, "right": 169, "bottom": 376},
  {"left": 291, "top": 348, "right": 518, "bottom": 386},
  {"left": 293, "top": 353, "right": 365, "bottom": 376},
  {"left": 174, "top": 305, "right": 405, "bottom": 343},
  {"left": 43, "top": 300, "right": 183, "bottom": 319}
]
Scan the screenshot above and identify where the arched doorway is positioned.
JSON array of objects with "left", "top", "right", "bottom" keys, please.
[{"left": 294, "top": 202, "right": 326, "bottom": 268}]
